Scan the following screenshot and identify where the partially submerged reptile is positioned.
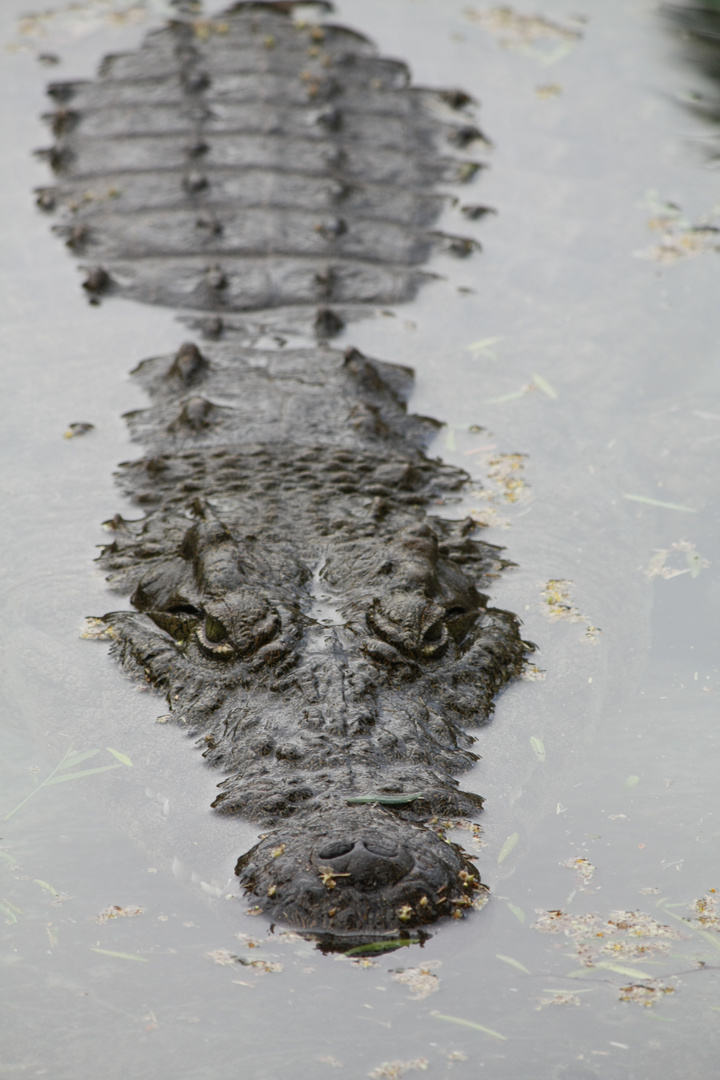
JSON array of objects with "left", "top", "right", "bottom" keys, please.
[{"left": 38, "top": 0, "right": 529, "bottom": 940}]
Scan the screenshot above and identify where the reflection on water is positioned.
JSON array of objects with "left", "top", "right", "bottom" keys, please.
[{"left": 0, "top": 0, "right": 718, "bottom": 1076}]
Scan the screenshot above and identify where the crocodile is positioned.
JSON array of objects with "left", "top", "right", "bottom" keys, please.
[{"left": 37, "top": 0, "right": 529, "bottom": 940}]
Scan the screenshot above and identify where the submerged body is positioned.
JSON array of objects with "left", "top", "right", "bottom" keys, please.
[{"left": 39, "top": 1, "right": 527, "bottom": 938}]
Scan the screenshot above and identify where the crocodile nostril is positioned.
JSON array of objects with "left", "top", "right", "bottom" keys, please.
[
  {"left": 317, "top": 841, "right": 354, "bottom": 861},
  {"left": 364, "top": 841, "right": 398, "bottom": 858}
]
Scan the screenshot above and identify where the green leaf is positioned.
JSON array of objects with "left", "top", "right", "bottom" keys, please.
[
  {"left": 431, "top": 1011, "right": 507, "bottom": 1040},
  {"left": 0, "top": 851, "right": 18, "bottom": 866},
  {"left": 106, "top": 748, "right": 133, "bottom": 767},
  {"left": 623, "top": 494, "right": 697, "bottom": 513},
  {"left": 57, "top": 749, "right": 101, "bottom": 771},
  {"left": 486, "top": 388, "right": 526, "bottom": 405},
  {"left": 496, "top": 954, "right": 531, "bottom": 974},
  {"left": 0, "top": 901, "right": 20, "bottom": 924},
  {"left": 445, "top": 426, "right": 457, "bottom": 452},
  {"left": 533, "top": 374, "right": 558, "bottom": 399},
  {"left": 34, "top": 879, "right": 58, "bottom": 895},
  {"left": 346, "top": 792, "right": 425, "bottom": 806},
  {"left": 91, "top": 948, "right": 148, "bottom": 962},
  {"left": 625, "top": 775, "right": 640, "bottom": 789},
  {"left": 505, "top": 902, "right": 526, "bottom": 924},
  {"left": 343, "top": 939, "right": 412, "bottom": 957},
  {"left": 467, "top": 336, "right": 503, "bottom": 353},
  {"left": 497, "top": 833, "right": 519, "bottom": 864},
  {"left": 44, "top": 764, "right": 123, "bottom": 785},
  {"left": 530, "top": 736, "right": 546, "bottom": 762}
]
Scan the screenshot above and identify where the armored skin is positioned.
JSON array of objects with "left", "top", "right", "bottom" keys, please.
[{"left": 39, "top": 1, "right": 528, "bottom": 939}]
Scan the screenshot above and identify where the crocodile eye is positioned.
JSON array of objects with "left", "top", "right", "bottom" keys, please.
[
  {"left": 205, "top": 614, "right": 228, "bottom": 643},
  {"left": 423, "top": 621, "right": 444, "bottom": 644}
]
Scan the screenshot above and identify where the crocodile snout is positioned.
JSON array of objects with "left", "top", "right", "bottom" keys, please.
[{"left": 235, "top": 807, "right": 483, "bottom": 940}]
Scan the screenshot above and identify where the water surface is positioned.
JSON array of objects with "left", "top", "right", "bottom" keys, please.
[{"left": 0, "top": 0, "right": 718, "bottom": 1076}]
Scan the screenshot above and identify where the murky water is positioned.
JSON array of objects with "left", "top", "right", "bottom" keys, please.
[{"left": 0, "top": 0, "right": 718, "bottom": 1076}]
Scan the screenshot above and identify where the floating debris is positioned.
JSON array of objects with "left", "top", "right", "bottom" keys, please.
[
  {"left": 206, "top": 949, "right": 282, "bottom": 973},
  {"left": 80, "top": 617, "right": 116, "bottom": 641},
  {"left": 369, "top": 1060, "right": 429, "bottom": 1079},
  {"left": 686, "top": 890, "right": 720, "bottom": 932},
  {"left": 10, "top": 0, "right": 163, "bottom": 51},
  {"left": 464, "top": 6, "right": 583, "bottom": 65},
  {"left": 533, "top": 907, "right": 682, "bottom": 983},
  {"left": 235, "top": 933, "right": 263, "bottom": 949},
  {"left": 468, "top": 452, "right": 529, "bottom": 528},
  {"left": 637, "top": 193, "right": 720, "bottom": 265},
  {"left": 541, "top": 579, "right": 600, "bottom": 642},
  {"left": 646, "top": 540, "right": 709, "bottom": 580},
  {"left": 562, "top": 857, "right": 596, "bottom": 888},
  {"left": 96, "top": 904, "right": 144, "bottom": 923},
  {"left": 619, "top": 981, "right": 675, "bottom": 1007},
  {"left": 390, "top": 962, "right": 441, "bottom": 1000},
  {"left": 535, "top": 83, "right": 562, "bottom": 98},
  {"left": 539, "top": 990, "right": 580, "bottom": 1006}
]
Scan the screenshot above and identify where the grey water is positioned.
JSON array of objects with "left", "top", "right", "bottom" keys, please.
[{"left": 0, "top": 0, "right": 718, "bottom": 1076}]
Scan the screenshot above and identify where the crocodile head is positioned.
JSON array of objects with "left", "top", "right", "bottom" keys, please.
[{"left": 100, "top": 446, "right": 526, "bottom": 937}]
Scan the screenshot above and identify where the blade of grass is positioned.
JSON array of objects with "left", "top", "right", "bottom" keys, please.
[
  {"left": 57, "top": 749, "right": 101, "bottom": 771},
  {"left": 431, "top": 1011, "right": 507, "bottom": 1040},
  {"left": 91, "top": 948, "right": 148, "bottom": 963},
  {"left": 44, "top": 764, "right": 123, "bottom": 785},
  {"left": 623, "top": 494, "right": 697, "bottom": 513},
  {"left": 505, "top": 902, "right": 526, "bottom": 924},
  {"left": 5, "top": 747, "right": 125, "bottom": 820},
  {"left": 496, "top": 954, "right": 531, "bottom": 974},
  {"left": 533, "top": 374, "right": 558, "bottom": 399}
]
